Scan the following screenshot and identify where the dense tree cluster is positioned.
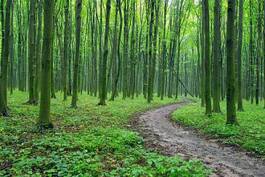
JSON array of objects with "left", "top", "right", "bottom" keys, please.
[{"left": 0, "top": 0, "right": 264, "bottom": 128}]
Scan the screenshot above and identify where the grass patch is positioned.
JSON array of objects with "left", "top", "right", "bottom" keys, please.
[
  {"left": 172, "top": 101, "right": 265, "bottom": 157},
  {"left": 0, "top": 91, "right": 210, "bottom": 176}
]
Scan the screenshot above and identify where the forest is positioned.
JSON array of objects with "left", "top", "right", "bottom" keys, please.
[{"left": 0, "top": 0, "right": 265, "bottom": 176}]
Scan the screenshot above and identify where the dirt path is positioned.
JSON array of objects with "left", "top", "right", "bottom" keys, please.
[{"left": 132, "top": 101, "right": 265, "bottom": 177}]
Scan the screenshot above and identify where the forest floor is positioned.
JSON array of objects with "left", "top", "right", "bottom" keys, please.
[
  {"left": 0, "top": 92, "right": 210, "bottom": 177},
  {"left": 132, "top": 99, "right": 265, "bottom": 177}
]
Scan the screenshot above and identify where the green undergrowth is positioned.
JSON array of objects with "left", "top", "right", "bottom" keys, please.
[
  {"left": 0, "top": 91, "right": 210, "bottom": 177},
  {"left": 173, "top": 101, "right": 265, "bottom": 157}
]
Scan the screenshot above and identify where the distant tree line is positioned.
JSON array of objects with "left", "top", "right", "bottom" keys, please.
[{"left": 0, "top": 0, "right": 264, "bottom": 128}]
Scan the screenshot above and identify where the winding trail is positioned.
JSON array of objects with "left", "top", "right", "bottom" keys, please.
[{"left": 132, "top": 100, "right": 265, "bottom": 177}]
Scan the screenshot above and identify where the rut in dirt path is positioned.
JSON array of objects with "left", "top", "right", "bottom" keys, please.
[{"left": 132, "top": 101, "right": 265, "bottom": 177}]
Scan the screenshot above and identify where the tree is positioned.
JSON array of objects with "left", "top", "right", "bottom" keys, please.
[
  {"left": 27, "top": 0, "right": 38, "bottom": 104},
  {"left": 249, "top": 0, "right": 254, "bottom": 104},
  {"left": 226, "top": 0, "right": 237, "bottom": 125},
  {"left": 38, "top": 0, "right": 55, "bottom": 129},
  {"left": 263, "top": 0, "right": 265, "bottom": 108},
  {"left": 63, "top": 0, "right": 70, "bottom": 101},
  {"left": 123, "top": 0, "right": 129, "bottom": 99},
  {"left": 147, "top": 0, "right": 155, "bottom": 103},
  {"left": 71, "top": 0, "right": 82, "bottom": 108},
  {"left": 160, "top": 0, "right": 168, "bottom": 100},
  {"left": 0, "top": 0, "right": 12, "bottom": 116},
  {"left": 202, "top": 0, "right": 211, "bottom": 116},
  {"left": 212, "top": 0, "right": 221, "bottom": 113},
  {"left": 237, "top": 0, "right": 244, "bottom": 111},
  {"left": 110, "top": 0, "right": 122, "bottom": 101},
  {"left": 98, "top": 0, "right": 111, "bottom": 105},
  {"left": 34, "top": 0, "right": 43, "bottom": 103},
  {"left": 256, "top": 1, "right": 262, "bottom": 105}
]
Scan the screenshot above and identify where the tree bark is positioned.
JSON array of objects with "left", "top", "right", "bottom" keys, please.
[
  {"left": 226, "top": 0, "right": 237, "bottom": 125},
  {"left": 202, "top": 0, "right": 212, "bottom": 116},
  {"left": 0, "top": 0, "right": 12, "bottom": 116},
  {"left": 212, "top": 0, "right": 221, "bottom": 113},
  {"left": 237, "top": 0, "right": 244, "bottom": 111},
  {"left": 98, "top": 0, "right": 111, "bottom": 105},
  {"left": 63, "top": 0, "right": 69, "bottom": 101},
  {"left": 38, "top": 0, "right": 54, "bottom": 129},
  {"left": 71, "top": 0, "right": 82, "bottom": 108}
]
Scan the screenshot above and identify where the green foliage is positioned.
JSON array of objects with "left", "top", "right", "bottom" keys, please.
[
  {"left": 0, "top": 92, "right": 210, "bottom": 176},
  {"left": 173, "top": 101, "right": 265, "bottom": 157}
]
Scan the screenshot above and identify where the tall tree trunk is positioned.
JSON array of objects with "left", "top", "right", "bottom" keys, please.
[
  {"left": 226, "top": 0, "right": 237, "bottom": 125},
  {"left": 263, "top": 0, "right": 265, "bottom": 108},
  {"left": 98, "top": 0, "right": 111, "bottom": 105},
  {"left": 38, "top": 0, "right": 54, "bottom": 129},
  {"left": 71, "top": 0, "right": 82, "bottom": 108},
  {"left": 200, "top": 3, "right": 205, "bottom": 107},
  {"left": 110, "top": 0, "right": 122, "bottom": 101},
  {"left": 0, "top": 0, "right": 12, "bottom": 116},
  {"left": 237, "top": 0, "right": 244, "bottom": 111},
  {"left": 147, "top": 0, "right": 155, "bottom": 103},
  {"left": 249, "top": 0, "right": 254, "bottom": 104},
  {"left": 17, "top": 1, "right": 24, "bottom": 91},
  {"left": 27, "top": 0, "right": 37, "bottom": 104},
  {"left": 129, "top": 0, "right": 136, "bottom": 98},
  {"left": 34, "top": 0, "right": 43, "bottom": 103},
  {"left": 9, "top": 0, "right": 14, "bottom": 95},
  {"left": 212, "top": 0, "right": 221, "bottom": 113},
  {"left": 256, "top": 1, "right": 262, "bottom": 105},
  {"left": 123, "top": 0, "right": 129, "bottom": 99},
  {"left": 202, "top": 0, "right": 212, "bottom": 116},
  {"left": 63, "top": 0, "right": 69, "bottom": 101},
  {"left": 161, "top": 0, "right": 168, "bottom": 100}
]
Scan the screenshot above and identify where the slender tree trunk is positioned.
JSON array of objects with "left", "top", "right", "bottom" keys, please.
[
  {"left": 71, "top": 0, "right": 82, "bottom": 108},
  {"left": 249, "top": 0, "right": 254, "bottom": 104},
  {"left": 161, "top": 0, "right": 168, "bottom": 100},
  {"left": 34, "top": 0, "right": 43, "bottom": 103},
  {"left": 200, "top": 3, "right": 205, "bottom": 107},
  {"left": 0, "top": 0, "right": 12, "bottom": 116},
  {"left": 38, "top": 0, "right": 54, "bottom": 129},
  {"left": 123, "top": 0, "right": 129, "bottom": 99},
  {"left": 237, "top": 0, "right": 244, "bottom": 111},
  {"left": 110, "top": 0, "right": 122, "bottom": 101},
  {"left": 147, "top": 0, "right": 155, "bottom": 103},
  {"left": 63, "top": 0, "right": 69, "bottom": 101},
  {"left": 9, "top": 1, "right": 14, "bottom": 95},
  {"left": 226, "top": 0, "right": 237, "bottom": 125},
  {"left": 202, "top": 0, "right": 212, "bottom": 116},
  {"left": 263, "top": 1, "right": 265, "bottom": 108},
  {"left": 27, "top": 0, "right": 37, "bottom": 104},
  {"left": 129, "top": 1, "right": 136, "bottom": 98},
  {"left": 212, "top": 0, "right": 221, "bottom": 113},
  {"left": 256, "top": 1, "right": 262, "bottom": 105},
  {"left": 98, "top": 0, "right": 111, "bottom": 105}
]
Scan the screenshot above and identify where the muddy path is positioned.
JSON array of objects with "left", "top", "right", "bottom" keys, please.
[{"left": 131, "top": 100, "right": 265, "bottom": 177}]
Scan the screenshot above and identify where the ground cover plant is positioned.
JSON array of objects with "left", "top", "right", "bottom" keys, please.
[
  {"left": 1, "top": 0, "right": 265, "bottom": 176},
  {"left": 0, "top": 92, "right": 210, "bottom": 176},
  {"left": 173, "top": 101, "right": 265, "bottom": 158}
]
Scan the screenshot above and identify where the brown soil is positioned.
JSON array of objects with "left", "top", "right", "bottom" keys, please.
[{"left": 131, "top": 100, "right": 265, "bottom": 177}]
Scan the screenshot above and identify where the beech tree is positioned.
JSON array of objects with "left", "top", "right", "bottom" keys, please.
[
  {"left": 212, "top": 0, "right": 221, "bottom": 113},
  {"left": 98, "top": 0, "right": 111, "bottom": 105},
  {"left": 38, "top": 0, "right": 54, "bottom": 129},
  {"left": 202, "top": 0, "right": 211, "bottom": 116},
  {"left": 226, "top": 0, "right": 237, "bottom": 124},
  {"left": 71, "top": 0, "right": 82, "bottom": 108},
  {"left": 0, "top": 0, "right": 12, "bottom": 116},
  {"left": 237, "top": 0, "right": 244, "bottom": 111}
]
